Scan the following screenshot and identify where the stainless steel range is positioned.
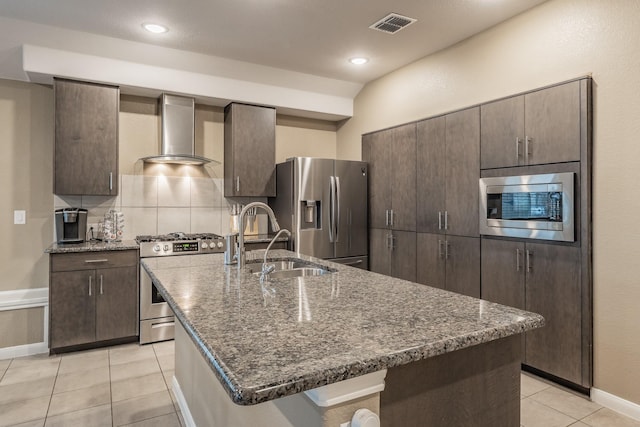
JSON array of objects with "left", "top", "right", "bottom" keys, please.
[{"left": 137, "top": 232, "right": 225, "bottom": 344}]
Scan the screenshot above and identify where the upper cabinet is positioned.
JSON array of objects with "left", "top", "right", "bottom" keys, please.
[
  {"left": 54, "top": 79, "right": 119, "bottom": 196},
  {"left": 224, "top": 103, "right": 276, "bottom": 197},
  {"left": 417, "top": 108, "right": 480, "bottom": 237},
  {"left": 480, "top": 80, "right": 582, "bottom": 169}
]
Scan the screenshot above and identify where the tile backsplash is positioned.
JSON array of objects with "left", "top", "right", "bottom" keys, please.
[{"left": 53, "top": 175, "right": 265, "bottom": 241}]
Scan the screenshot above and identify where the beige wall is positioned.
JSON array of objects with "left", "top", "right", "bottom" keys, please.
[
  {"left": 0, "top": 308, "right": 45, "bottom": 347},
  {"left": 337, "top": 0, "right": 640, "bottom": 404}
]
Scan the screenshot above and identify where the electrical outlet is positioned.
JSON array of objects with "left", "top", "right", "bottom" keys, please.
[{"left": 14, "top": 210, "right": 26, "bottom": 225}]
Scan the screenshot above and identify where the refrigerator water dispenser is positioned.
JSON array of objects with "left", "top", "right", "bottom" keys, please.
[{"left": 301, "top": 200, "right": 320, "bottom": 229}]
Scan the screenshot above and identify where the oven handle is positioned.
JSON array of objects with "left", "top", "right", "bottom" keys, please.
[{"left": 151, "top": 321, "right": 175, "bottom": 329}]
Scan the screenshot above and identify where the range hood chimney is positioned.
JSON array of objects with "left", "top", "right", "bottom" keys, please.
[{"left": 140, "top": 94, "right": 216, "bottom": 165}]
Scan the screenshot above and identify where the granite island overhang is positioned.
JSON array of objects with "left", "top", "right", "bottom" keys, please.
[{"left": 142, "top": 249, "right": 544, "bottom": 426}]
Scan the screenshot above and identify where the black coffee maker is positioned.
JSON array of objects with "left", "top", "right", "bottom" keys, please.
[{"left": 55, "top": 208, "right": 88, "bottom": 243}]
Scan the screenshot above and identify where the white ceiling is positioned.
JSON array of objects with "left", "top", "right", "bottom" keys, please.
[{"left": 0, "top": 0, "right": 547, "bottom": 85}]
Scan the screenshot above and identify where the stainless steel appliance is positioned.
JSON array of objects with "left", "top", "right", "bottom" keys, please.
[
  {"left": 137, "top": 232, "right": 226, "bottom": 344},
  {"left": 479, "top": 172, "right": 575, "bottom": 242},
  {"left": 55, "top": 208, "right": 88, "bottom": 243},
  {"left": 269, "top": 157, "right": 368, "bottom": 268}
]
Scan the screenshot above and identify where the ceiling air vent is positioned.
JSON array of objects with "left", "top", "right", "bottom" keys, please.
[{"left": 369, "top": 13, "right": 417, "bottom": 34}]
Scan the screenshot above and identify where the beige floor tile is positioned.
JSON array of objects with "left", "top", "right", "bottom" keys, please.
[
  {"left": 58, "top": 349, "right": 109, "bottom": 375},
  {"left": 581, "top": 408, "right": 640, "bottom": 427},
  {"left": 112, "top": 390, "right": 175, "bottom": 426},
  {"left": 111, "top": 372, "right": 168, "bottom": 402},
  {"left": 157, "top": 353, "right": 175, "bottom": 373},
  {"left": 6, "top": 419, "right": 45, "bottom": 427},
  {"left": 0, "top": 376, "right": 56, "bottom": 405},
  {"left": 569, "top": 422, "right": 591, "bottom": 426},
  {"left": 0, "top": 359, "right": 10, "bottom": 379},
  {"left": 521, "top": 397, "right": 578, "bottom": 427},
  {"left": 8, "top": 354, "right": 60, "bottom": 370},
  {"left": 162, "top": 369, "right": 175, "bottom": 389},
  {"left": 110, "top": 358, "right": 162, "bottom": 382},
  {"left": 152, "top": 341, "right": 175, "bottom": 357},
  {"left": 0, "top": 362, "right": 59, "bottom": 387},
  {"left": 44, "top": 403, "right": 112, "bottom": 427},
  {"left": 53, "top": 366, "right": 109, "bottom": 394},
  {"left": 0, "top": 396, "right": 50, "bottom": 427},
  {"left": 530, "top": 386, "right": 601, "bottom": 420},
  {"left": 521, "top": 372, "right": 552, "bottom": 397},
  {"left": 47, "top": 383, "right": 111, "bottom": 417},
  {"left": 110, "top": 344, "right": 156, "bottom": 366},
  {"left": 122, "top": 412, "right": 181, "bottom": 427}
]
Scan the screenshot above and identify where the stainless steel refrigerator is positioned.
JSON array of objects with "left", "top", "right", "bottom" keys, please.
[{"left": 269, "top": 157, "right": 368, "bottom": 269}]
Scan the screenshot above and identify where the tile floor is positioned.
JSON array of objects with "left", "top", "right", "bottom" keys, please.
[{"left": 1, "top": 342, "right": 639, "bottom": 427}]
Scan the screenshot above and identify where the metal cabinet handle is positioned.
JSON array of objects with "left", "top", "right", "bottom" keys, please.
[
  {"left": 444, "top": 211, "right": 449, "bottom": 231},
  {"left": 390, "top": 209, "right": 394, "bottom": 227},
  {"left": 445, "top": 240, "right": 450, "bottom": 260},
  {"left": 85, "top": 259, "right": 108, "bottom": 263},
  {"left": 100, "top": 275, "right": 104, "bottom": 295},
  {"left": 515, "top": 137, "right": 522, "bottom": 162},
  {"left": 109, "top": 172, "right": 113, "bottom": 191},
  {"left": 385, "top": 209, "right": 389, "bottom": 227},
  {"left": 525, "top": 136, "right": 532, "bottom": 163},
  {"left": 516, "top": 248, "right": 521, "bottom": 271},
  {"left": 526, "top": 249, "right": 532, "bottom": 272},
  {"left": 438, "top": 211, "right": 442, "bottom": 230},
  {"left": 88, "top": 275, "right": 92, "bottom": 296},
  {"left": 438, "top": 239, "right": 444, "bottom": 259},
  {"left": 236, "top": 176, "right": 240, "bottom": 192}
]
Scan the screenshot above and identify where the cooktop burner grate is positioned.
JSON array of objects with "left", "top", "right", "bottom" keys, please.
[{"left": 135, "top": 232, "right": 224, "bottom": 243}]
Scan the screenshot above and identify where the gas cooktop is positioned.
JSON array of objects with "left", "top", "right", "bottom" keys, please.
[
  {"left": 135, "top": 232, "right": 224, "bottom": 243},
  {"left": 137, "top": 232, "right": 226, "bottom": 257}
]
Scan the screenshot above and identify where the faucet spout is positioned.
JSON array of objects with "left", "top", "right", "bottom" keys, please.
[{"left": 237, "top": 202, "right": 281, "bottom": 269}]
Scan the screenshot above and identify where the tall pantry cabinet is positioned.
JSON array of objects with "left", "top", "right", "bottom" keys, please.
[{"left": 362, "top": 123, "right": 417, "bottom": 282}]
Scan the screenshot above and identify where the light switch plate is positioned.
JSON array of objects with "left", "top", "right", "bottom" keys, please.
[{"left": 14, "top": 210, "right": 26, "bottom": 224}]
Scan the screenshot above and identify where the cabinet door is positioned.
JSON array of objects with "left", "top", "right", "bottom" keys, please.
[
  {"left": 524, "top": 81, "right": 581, "bottom": 165},
  {"left": 390, "top": 124, "right": 417, "bottom": 232},
  {"left": 390, "top": 231, "right": 416, "bottom": 282},
  {"left": 416, "top": 233, "right": 445, "bottom": 289},
  {"left": 445, "top": 107, "right": 480, "bottom": 237},
  {"left": 525, "top": 243, "right": 582, "bottom": 384},
  {"left": 416, "top": 117, "right": 446, "bottom": 234},
  {"left": 95, "top": 266, "right": 138, "bottom": 342},
  {"left": 362, "top": 130, "right": 392, "bottom": 229},
  {"left": 480, "top": 96, "right": 525, "bottom": 169},
  {"left": 445, "top": 236, "right": 480, "bottom": 298},
  {"left": 480, "top": 238, "right": 525, "bottom": 309},
  {"left": 224, "top": 103, "right": 276, "bottom": 197},
  {"left": 369, "top": 228, "right": 391, "bottom": 276},
  {"left": 54, "top": 79, "right": 118, "bottom": 196},
  {"left": 50, "top": 270, "right": 96, "bottom": 348}
]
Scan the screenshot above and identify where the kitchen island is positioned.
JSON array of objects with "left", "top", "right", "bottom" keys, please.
[{"left": 142, "top": 249, "right": 544, "bottom": 426}]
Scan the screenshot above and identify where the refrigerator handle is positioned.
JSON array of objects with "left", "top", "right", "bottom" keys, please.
[
  {"left": 329, "top": 176, "right": 335, "bottom": 243},
  {"left": 334, "top": 176, "right": 341, "bottom": 242}
]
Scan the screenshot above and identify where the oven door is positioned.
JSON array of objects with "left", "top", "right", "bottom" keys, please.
[
  {"left": 139, "top": 264, "right": 175, "bottom": 344},
  {"left": 479, "top": 172, "right": 575, "bottom": 242}
]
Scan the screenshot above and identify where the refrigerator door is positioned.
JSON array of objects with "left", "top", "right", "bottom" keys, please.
[
  {"left": 334, "top": 160, "right": 368, "bottom": 258},
  {"left": 295, "top": 157, "right": 335, "bottom": 259}
]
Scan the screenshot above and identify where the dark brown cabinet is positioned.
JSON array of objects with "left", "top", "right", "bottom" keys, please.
[
  {"left": 49, "top": 250, "right": 138, "bottom": 351},
  {"left": 370, "top": 229, "right": 416, "bottom": 282},
  {"left": 480, "top": 80, "right": 582, "bottom": 169},
  {"left": 224, "top": 103, "right": 276, "bottom": 197},
  {"left": 481, "top": 238, "right": 582, "bottom": 385},
  {"left": 362, "top": 123, "right": 416, "bottom": 232},
  {"left": 417, "top": 108, "right": 479, "bottom": 237},
  {"left": 417, "top": 233, "right": 480, "bottom": 298},
  {"left": 54, "top": 78, "right": 119, "bottom": 196}
]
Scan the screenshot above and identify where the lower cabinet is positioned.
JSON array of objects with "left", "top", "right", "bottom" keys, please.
[
  {"left": 369, "top": 228, "right": 416, "bottom": 282},
  {"left": 481, "top": 238, "right": 582, "bottom": 385},
  {"left": 49, "top": 250, "right": 138, "bottom": 351},
  {"left": 416, "top": 233, "right": 480, "bottom": 298}
]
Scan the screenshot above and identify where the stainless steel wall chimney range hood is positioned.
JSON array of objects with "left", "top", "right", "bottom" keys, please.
[{"left": 140, "top": 94, "right": 217, "bottom": 165}]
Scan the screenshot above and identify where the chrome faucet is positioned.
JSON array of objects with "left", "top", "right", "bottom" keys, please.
[
  {"left": 237, "top": 202, "right": 281, "bottom": 269},
  {"left": 260, "top": 228, "right": 292, "bottom": 280}
]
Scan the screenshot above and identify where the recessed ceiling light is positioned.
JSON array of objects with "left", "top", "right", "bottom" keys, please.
[
  {"left": 143, "top": 23, "right": 169, "bottom": 34},
  {"left": 349, "top": 57, "right": 369, "bottom": 65}
]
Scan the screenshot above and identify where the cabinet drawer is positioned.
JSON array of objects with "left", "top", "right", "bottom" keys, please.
[{"left": 51, "top": 250, "right": 138, "bottom": 272}]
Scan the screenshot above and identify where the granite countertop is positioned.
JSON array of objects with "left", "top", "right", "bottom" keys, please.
[
  {"left": 45, "top": 239, "right": 139, "bottom": 253},
  {"left": 142, "top": 249, "right": 544, "bottom": 406}
]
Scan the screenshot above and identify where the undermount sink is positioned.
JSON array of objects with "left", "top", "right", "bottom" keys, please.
[{"left": 245, "top": 258, "right": 333, "bottom": 279}]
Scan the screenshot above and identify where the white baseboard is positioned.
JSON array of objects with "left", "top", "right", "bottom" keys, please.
[
  {"left": 172, "top": 375, "right": 196, "bottom": 427},
  {"left": 0, "top": 287, "right": 49, "bottom": 359},
  {"left": 592, "top": 388, "right": 640, "bottom": 422}
]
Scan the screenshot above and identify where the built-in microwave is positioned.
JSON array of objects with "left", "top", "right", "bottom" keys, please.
[{"left": 479, "top": 172, "right": 575, "bottom": 242}]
